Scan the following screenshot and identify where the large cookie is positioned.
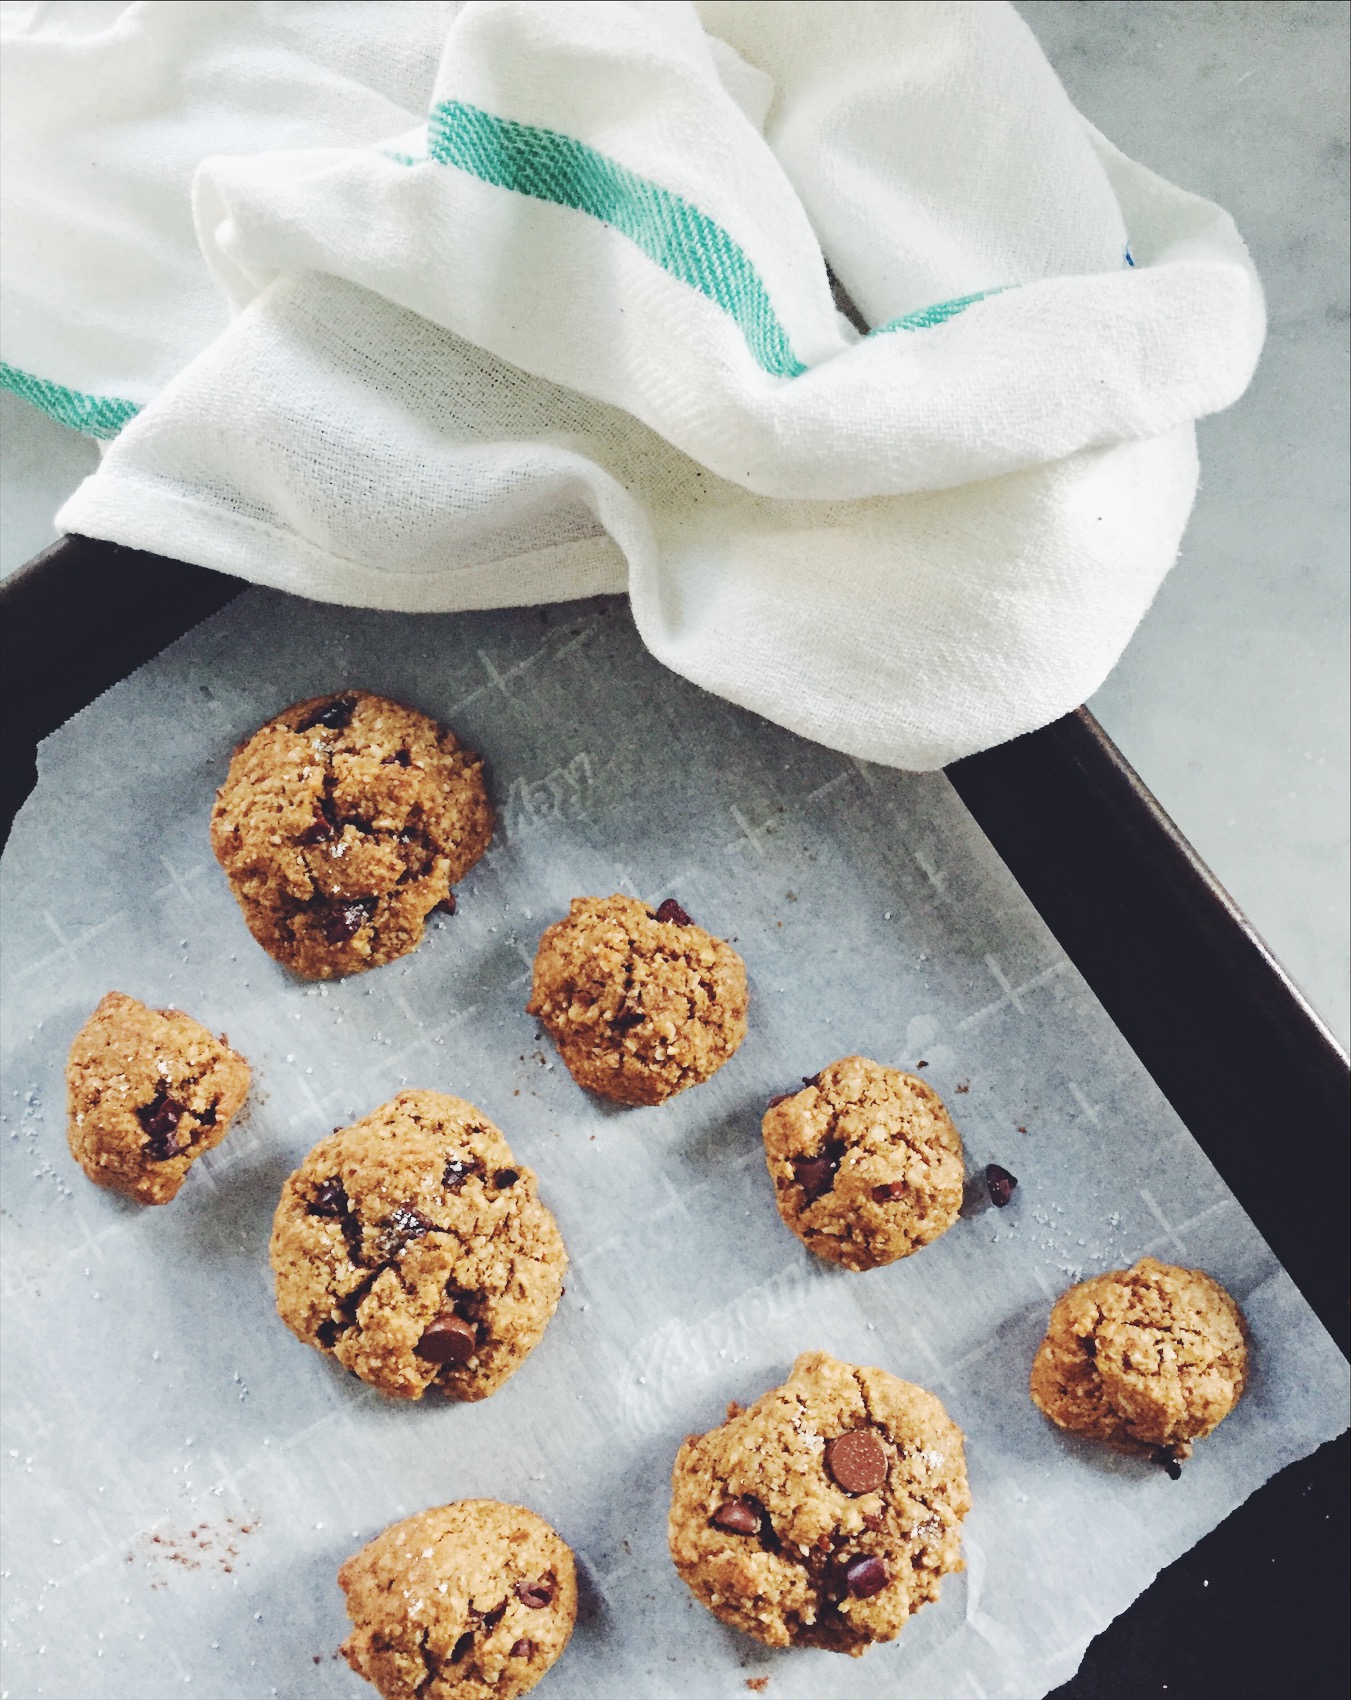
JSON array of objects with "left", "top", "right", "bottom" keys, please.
[
  {"left": 339, "top": 1500, "right": 576, "bottom": 1700},
  {"left": 527, "top": 894, "right": 748, "bottom": 1105},
  {"left": 669, "top": 1351, "right": 970, "bottom": 1655},
  {"left": 270, "top": 1092, "right": 566, "bottom": 1400},
  {"left": 65, "top": 991, "right": 250, "bottom": 1205},
  {"left": 211, "top": 690, "right": 492, "bottom": 979},
  {"left": 762, "top": 1057, "right": 964, "bottom": 1270},
  {"left": 1030, "top": 1255, "right": 1247, "bottom": 1468}
]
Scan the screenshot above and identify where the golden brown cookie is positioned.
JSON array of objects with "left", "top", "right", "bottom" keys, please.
[
  {"left": 1030, "top": 1255, "right": 1248, "bottom": 1469},
  {"left": 65, "top": 992, "right": 250, "bottom": 1205},
  {"left": 669, "top": 1350, "right": 970, "bottom": 1656},
  {"left": 526, "top": 895, "right": 748, "bottom": 1105},
  {"left": 339, "top": 1500, "right": 576, "bottom": 1700},
  {"left": 270, "top": 1092, "right": 566, "bottom": 1400},
  {"left": 210, "top": 691, "right": 492, "bottom": 979},
  {"left": 762, "top": 1058, "right": 964, "bottom": 1270}
]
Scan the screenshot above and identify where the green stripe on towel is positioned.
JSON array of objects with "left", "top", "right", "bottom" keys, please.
[{"left": 0, "top": 361, "right": 140, "bottom": 439}]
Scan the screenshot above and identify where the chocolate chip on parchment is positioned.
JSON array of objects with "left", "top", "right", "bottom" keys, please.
[
  {"left": 309, "top": 1177, "right": 348, "bottom": 1218},
  {"left": 871, "top": 1181, "right": 907, "bottom": 1203},
  {"left": 654, "top": 898, "right": 693, "bottom": 926},
  {"left": 415, "top": 1313, "right": 477, "bottom": 1365},
  {"left": 322, "top": 898, "right": 374, "bottom": 944},
  {"left": 825, "top": 1431, "right": 888, "bottom": 1495},
  {"left": 494, "top": 1169, "right": 519, "bottom": 1189},
  {"left": 985, "top": 1163, "right": 1018, "bottom": 1207},
  {"left": 844, "top": 1554, "right": 888, "bottom": 1597},
  {"left": 515, "top": 1577, "right": 554, "bottom": 1609},
  {"left": 139, "top": 1093, "right": 188, "bottom": 1160},
  {"left": 510, "top": 1639, "right": 534, "bottom": 1659},
  {"left": 710, "top": 1497, "right": 762, "bottom": 1536},
  {"left": 1153, "top": 1446, "right": 1184, "bottom": 1480}
]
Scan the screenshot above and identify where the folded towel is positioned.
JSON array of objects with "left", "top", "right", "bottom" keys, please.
[{"left": 0, "top": 1, "right": 1263, "bottom": 767}]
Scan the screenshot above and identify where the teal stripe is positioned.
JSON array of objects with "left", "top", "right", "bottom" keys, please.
[
  {"left": 0, "top": 361, "right": 140, "bottom": 439},
  {"left": 425, "top": 99, "right": 807, "bottom": 379},
  {"left": 875, "top": 288, "right": 1007, "bottom": 334}
]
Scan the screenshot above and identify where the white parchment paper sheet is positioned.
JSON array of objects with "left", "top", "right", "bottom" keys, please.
[{"left": 1, "top": 592, "right": 1346, "bottom": 1700}]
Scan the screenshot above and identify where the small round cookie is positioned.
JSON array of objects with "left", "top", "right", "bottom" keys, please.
[
  {"left": 270, "top": 1092, "right": 566, "bottom": 1400},
  {"left": 210, "top": 690, "right": 492, "bottom": 979},
  {"left": 762, "top": 1057, "right": 964, "bottom": 1270},
  {"left": 65, "top": 992, "right": 251, "bottom": 1205},
  {"left": 1030, "top": 1256, "right": 1248, "bottom": 1467},
  {"left": 669, "top": 1350, "right": 970, "bottom": 1656},
  {"left": 339, "top": 1500, "right": 576, "bottom": 1700},
  {"left": 526, "top": 895, "right": 748, "bottom": 1105}
]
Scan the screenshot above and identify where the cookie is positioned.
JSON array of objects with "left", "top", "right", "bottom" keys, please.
[
  {"left": 669, "top": 1350, "right": 970, "bottom": 1656},
  {"left": 526, "top": 895, "right": 748, "bottom": 1105},
  {"left": 761, "top": 1057, "right": 964, "bottom": 1270},
  {"left": 1030, "top": 1255, "right": 1248, "bottom": 1466},
  {"left": 65, "top": 991, "right": 250, "bottom": 1205},
  {"left": 210, "top": 690, "right": 492, "bottom": 979},
  {"left": 270, "top": 1091, "right": 566, "bottom": 1400},
  {"left": 339, "top": 1500, "right": 576, "bottom": 1700}
]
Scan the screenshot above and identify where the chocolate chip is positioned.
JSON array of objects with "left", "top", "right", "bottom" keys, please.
[
  {"left": 296, "top": 695, "right": 355, "bottom": 732},
  {"left": 510, "top": 1639, "right": 534, "bottom": 1659},
  {"left": 1153, "top": 1446, "right": 1184, "bottom": 1480},
  {"left": 767, "top": 1092, "right": 794, "bottom": 1109},
  {"left": 1082, "top": 1335, "right": 1097, "bottom": 1359},
  {"left": 611, "top": 1007, "right": 645, "bottom": 1032},
  {"left": 451, "top": 1630, "right": 474, "bottom": 1663},
  {"left": 139, "top": 1092, "right": 188, "bottom": 1160},
  {"left": 415, "top": 1312, "right": 477, "bottom": 1365},
  {"left": 322, "top": 898, "right": 375, "bottom": 944},
  {"left": 385, "top": 1204, "right": 432, "bottom": 1249},
  {"left": 515, "top": 1577, "right": 554, "bottom": 1609},
  {"left": 442, "top": 1157, "right": 475, "bottom": 1190},
  {"left": 482, "top": 1602, "right": 506, "bottom": 1630},
  {"left": 381, "top": 749, "right": 412, "bottom": 766},
  {"left": 871, "top": 1181, "right": 907, "bottom": 1203},
  {"left": 802, "top": 1074, "right": 821, "bottom": 1088},
  {"left": 494, "top": 1169, "right": 519, "bottom": 1190},
  {"left": 844, "top": 1554, "right": 888, "bottom": 1597},
  {"left": 793, "top": 1142, "right": 843, "bottom": 1201},
  {"left": 316, "top": 1319, "right": 342, "bottom": 1348},
  {"left": 436, "top": 890, "right": 457, "bottom": 914},
  {"left": 309, "top": 1178, "right": 348, "bottom": 1217},
  {"left": 825, "top": 1430, "right": 888, "bottom": 1495},
  {"left": 298, "top": 816, "right": 336, "bottom": 845},
  {"left": 710, "top": 1497, "right": 762, "bottom": 1536},
  {"left": 654, "top": 898, "right": 693, "bottom": 926},
  {"left": 985, "top": 1163, "right": 1018, "bottom": 1207}
]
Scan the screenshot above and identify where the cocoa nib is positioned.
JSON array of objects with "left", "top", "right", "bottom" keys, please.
[
  {"left": 654, "top": 898, "right": 693, "bottom": 926},
  {"left": 985, "top": 1163, "right": 1018, "bottom": 1207},
  {"left": 139, "top": 1092, "right": 189, "bottom": 1161}
]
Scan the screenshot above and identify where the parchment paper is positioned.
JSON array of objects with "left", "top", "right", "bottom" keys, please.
[{"left": 1, "top": 591, "right": 1345, "bottom": 1700}]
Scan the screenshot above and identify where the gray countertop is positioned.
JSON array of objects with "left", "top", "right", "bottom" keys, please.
[{"left": 2, "top": 0, "right": 1346, "bottom": 1044}]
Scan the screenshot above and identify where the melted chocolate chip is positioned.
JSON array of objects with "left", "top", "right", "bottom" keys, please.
[
  {"left": 322, "top": 898, "right": 375, "bottom": 945},
  {"left": 767, "top": 1092, "right": 794, "bottom": 1109},
  {"left": 415, "top": 1312, "right": 477, "bottom": 1365},
  {"left": 494, "top": 1169, "right": 519, "bottom": 1190},
  {"left": 871, "top": 1181, "right": 907, "bottom": 1203},
  {"left": 298, "top": 816, "right": 336, "bottom": 845},
  {"left": 654, "top": 898, "right": 693, "bottom": 926},
  {"left": 510, "top": 1639, "right": 534, "bottom": 1659},
  {"left": 710, "top": 1497, "right": 762, "bottom": 1536},
  {"left": 451, "top": 1630, "right": 474, "bottom": 1663},
  {"left": 316, "top": 1319, "right": 342, "bottom": 1348},
  {"left": 437, "top": 891, "right": 457, "bottom": 915},
  {"left": 482, "top": 1602, "right": 506, "bottom": 1630},
  {"left": 825, "top": 1430, "right": 888, "bottom": 1495},
  {"left": 1153, "top": 1446, "right": 1184, "bottom": 1480},
  {"left": 309, "top": 1178, "right": 348, "bottom": 1218},
  {"left": 802, "top": 1074, "right": 821, "bottom": 1088},
  {"left": 383, "top": 1204, "right": 432, "bottom": 1253},
  {"left": 793, "top": 1141, "right": 844, "bottom": 1201},
  {"left": 296, "top": 695, "right": 355, "bottom": 733},
  {"left": 844, "top": 1554, "right": 888, "bottom": 1598},
  {"left": 1082, "top": 1335, "right": 1097, "bottom": 1359},
  {"left": 139, "top": 1092, "right": 189, "bottom": 1160},
  {"left": 515, "top": 1577, "right": 554, "bottom": 1610},
  {"left": 381, "top": 749, "right": 412, "bottom": 766},
  {"left": 442, "top": 1157, "right": 476, "bottom": 1191},
  {"left": 985, "top": 1164, "right": 1018, "bottom": 1207}
]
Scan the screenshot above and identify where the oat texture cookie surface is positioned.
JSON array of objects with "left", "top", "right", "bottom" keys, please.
[
  {"left": 526, "top": 895, "right": 748, "bottom": 1105},
  {"left": 762, "top": 1057, "right": 964, "bottom": 1270},
  {"left": 210, "top": 691, "right": 492, "bottom": 979},
  {"left": 669, "top": 1350, "right": 970, "bottom": 1655},
  {"left": 270, "top": 1092, "right": 566, "bottom": 1400},
  {"left": 339, "top": 1500, "right": 576, "bottom": 1700},
  {"left": 65, "top": 992, "right": 251, "bottom": 1205},
  {"left": 1030, "top": 1256, "right": 1248, "bottom": 1467}
]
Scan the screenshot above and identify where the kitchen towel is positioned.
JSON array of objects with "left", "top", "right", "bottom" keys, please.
[{"left": 0, "top": 1, "right": 1264, "bottom": 767}]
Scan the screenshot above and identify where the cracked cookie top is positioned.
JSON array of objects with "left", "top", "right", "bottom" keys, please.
[
  {"left": 762, "top": 1057, "right": 965, "bottom": 1270},
  {"left": 668, "top": 1350, "right": 970, "bottom": 1656},
  {"left": 65, "top": 991, "right": 251, "bottom": 1205},
  {"left": 339, "top": 1499, "right": 576, "bottom": 1700},
  {"left": 1030, "top": 1256, "right": 1248, "bottom": 1463},
  {"left": 270, "top": 1092, "right": 566, "bottom": 1401},
  {"left": 526, "top": 894, "right": 748, "bottom": 1106},
  {"left": 210, "top": 691, "right": 492, "bottom": 980}
]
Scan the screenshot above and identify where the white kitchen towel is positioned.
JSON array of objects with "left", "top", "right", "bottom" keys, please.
[{"left": 0, "top": 1, "right": 1264, "bottom": 768}]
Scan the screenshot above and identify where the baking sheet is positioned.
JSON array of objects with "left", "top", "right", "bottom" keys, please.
[{"left": 1, "top": 589, "right": 1345, "bottom": 1700}]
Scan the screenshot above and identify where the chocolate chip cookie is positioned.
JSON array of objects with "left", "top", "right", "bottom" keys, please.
[
  {"left": 526, "top": 895, "right": 748, "bottom": 1105},
  {"left": 669, "top": 1350, "right": 970, "bottom": 1655},
  {"left": 270, "top": 1092, "right": 566, "bottom": 1400},
  {"left": 762, "top": 1057, "right": 964, "bottom": 1270},
  {"left": 211, "top": 691, "right": 492, "bottom": 979},
  {"left": 1030, "top": 1255, "right": 1248, "bottom": 1469},
  {"left": 65, "top": 992, "right": 251, "bottom": 1204},
  {"left": 339, "top": 1500, "right": 576, "bottom": 1700}
]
